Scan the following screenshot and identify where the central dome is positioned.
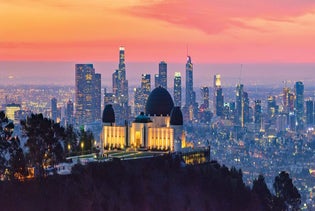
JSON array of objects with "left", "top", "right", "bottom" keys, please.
[{"left": 146, "top": 86, "right": 174, "bottom": 116}]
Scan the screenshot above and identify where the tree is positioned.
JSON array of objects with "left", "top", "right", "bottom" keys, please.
[
  {"left": 9, "top": 137, "right": 27, "bottom": 180},
  {"left": 273, "top": 171, "right": 301, "bottom": 210},
  {"left": 0, "top": 111, "right": 27, "bottom": 180},
  {"left": 252, "top": 174, "right": 272, "bottom": 210},
  {"left": 79, "top": 129, "right": 94, "bottom": 154},
  {"left": 21, "top": 114, "right": 66, "bottom": 176},
  {"left": 64, "top": 125, "right": 78, "bottom": 155}
]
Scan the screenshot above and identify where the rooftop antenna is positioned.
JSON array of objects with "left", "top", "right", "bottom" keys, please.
[{"left": 239, "top": 64, "right": 243, "bottom": 85}]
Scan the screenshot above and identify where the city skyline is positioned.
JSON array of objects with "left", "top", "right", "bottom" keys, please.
[
  {"left": 1, "top": 61, "right": 315, "bottom": 87},
  {"left": 1, "top": 1, "right": 315, "bottom": 86}
]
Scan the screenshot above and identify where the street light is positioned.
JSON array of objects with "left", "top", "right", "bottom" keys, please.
[{"left": 81, "top": 142, "right": 84, "bottom": 155}]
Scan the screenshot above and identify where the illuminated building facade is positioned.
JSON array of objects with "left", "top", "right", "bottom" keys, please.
[
  {"left": 213, "top": 74, "right": 224, "bottom": 117},
  {"left": 101, "top": 87, "right": 184, "bottom": 152},
  {"left": 75, "top": 64, "right": 101, "bottom": 126},
  {"left": 134, "top": 74, "right": 151, "bottom": 116},
  {"left": 5, "top": 103, "right": 21, "bottom": 124},
  {"left": 173, "top": 72, "right": 182, "bottom": 107},
  {"left": 111, "top": 47, "right": 130, "bottom": 125}
]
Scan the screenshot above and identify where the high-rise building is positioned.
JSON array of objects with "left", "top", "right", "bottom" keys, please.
[
  {"left": 134, "top": 88, "right": 143, "bottom": 116},
  {"left": 51, "top": 98, "right": 57, "bottom": 122},
  {"left": 235, "top": 84, "right": 244, "bottom": 126},
  {"left": 288, "top": 92, "right": 295, "bottom": 113},
  {"left": 66, "top": 99, "right": 74, "bottom": 126},
  {"left": 185, "top": 56, "right": 194, "bottom": 107},
  {"left": 283, "top": 87, "right": 290, "bottom": 113},
  {"left": 158, "top": 61, "right": 167, "bottom": 89},
  {"left": 267, "top": 96, "right": 278, "bottom": 119},
  {"left": 213, "top": 75, "right": 224, "bottom": 117},
  {"left": 134, "top": 74, "right": 151, "bottom": 115},
  {"left": 306, "top": 99, "right": 314, "bottom": 126},
  {"left": 201, "top": 86, "right": 209, "bottom": 110},
  {"left": 111, "top": 46, "right": 130, "bottom": 124},
  {"left": 254, "top": 100, "right": 262, "bottom": 124},
  {"left": 154, "top": 74, "right": 160, "bottom": 88},
  {"left": 184, "top": 56, "right": 197, "bottom": 121},
  {"left": 295, "top": 81, "right": 304, "bottom": 130},
  {"left": 141, "top": 74, "right": 151, "bottom": 95},
  {"left": 173, "top": 72, "right": 182, "bottom": 107},
  {"left": 94, "top": 73, "right": 101, "bottom": 120},
  {"left": 243, "top": 92, "right": 250, "bottom": 123},
  {"left": 75, "top": 64, "right": 101, "bottom": 126},
  {"left": 5, "top": 103, "right": 21, "bottom": 124}
]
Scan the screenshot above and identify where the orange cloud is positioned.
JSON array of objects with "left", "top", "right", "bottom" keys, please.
[{"left": 1, "top": 0, "right": 315, "bottom": 62}]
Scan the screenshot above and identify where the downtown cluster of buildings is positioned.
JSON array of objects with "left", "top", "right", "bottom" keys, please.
[{"left": 2, "top": 47, "right": 314, "bottom": 137}]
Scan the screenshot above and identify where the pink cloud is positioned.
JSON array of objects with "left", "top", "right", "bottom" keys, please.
[{"left": 124, "top": 0, "right": 315, "bottom": 34}]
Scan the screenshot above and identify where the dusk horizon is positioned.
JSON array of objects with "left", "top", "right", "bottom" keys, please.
[{"left": 1, "top": 61, "right": 315, "bottom": 87}]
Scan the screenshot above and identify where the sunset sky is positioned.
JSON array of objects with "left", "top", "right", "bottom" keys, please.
[{"left": 1, "top": 0, "right": 315, "bottom": 85}]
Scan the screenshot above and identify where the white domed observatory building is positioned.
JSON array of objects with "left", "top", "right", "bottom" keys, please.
[{"left": 100, "top": 86, "right": 185, "bottom": 153}]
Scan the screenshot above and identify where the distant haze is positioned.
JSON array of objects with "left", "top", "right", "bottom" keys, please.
[{"left": 1, "top": 62, "right": 315, "bottom": 88}]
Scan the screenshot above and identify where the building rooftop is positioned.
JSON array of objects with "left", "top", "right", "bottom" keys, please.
[{"left": 145, "top": 86, "right": 174, "bottom": 116}]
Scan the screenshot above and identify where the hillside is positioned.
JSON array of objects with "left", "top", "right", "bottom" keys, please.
[{"left": 0, "top": 155, "right": 280, "bottom": 210}]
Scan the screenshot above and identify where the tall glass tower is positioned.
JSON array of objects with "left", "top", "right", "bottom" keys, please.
[
  {"left": 174, "top": 72, "right": 182, "bottom": 107},
  {"left": 235, "top": 84, "right": 244, "bottom": 127},
  {"left": 75, "top": 64, "right": 101, "bottom": 126},
  {"left": 51, "top": 97, "right": 57, "bottom": 122},
  {"left": 295, "top": 81, "right": 304, "bottom": 130},
  {"left": 213, "top": 74, "right": 224, "bottom": 116},
  {"left": 158, "top": 61, "right": 167, "bottom": 89},
  {"left": 185, "top": 56, "right": 194, "bottom": 107},
  {"left": 201, "top": 86, "right": 209, "bottom": 110},
  {"left": 111, "top": 46, "right": 129, "bottom": 124}
]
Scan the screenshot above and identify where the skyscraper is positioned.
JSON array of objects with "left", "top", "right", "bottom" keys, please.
[
  {"left": 141, "top": 74, "right": 151, "bottom": 95},
  {"left": 134, "top": 88, "right": 143, "bottom": 116},
  {"left": 185, "top": 56, "right": 194, "bottom": 107},
  {"left": 283, "top": 86, "right": 290, "bottom": 113},
  {"left": 174, "top": 72, "right": 182, "bottom": 107},
  {"left": 66, "top": 99, "right": 74, "bottom": 126},
  {"left": 201, "top": 86, "right": 209, "bottom": 110},
  {"left": 267, "top": 96, "right": 278, "bottom": 119},
  {"left": 158, "top": 61, "right": 167, "bottom": 89},
  {"left": 254, "top": 100, "right": 262, "bottom": 124},
  {"left": 134, "top": 74, "right": 151, "bottom": 115},
  {"left": 94, "top": 73, "right": 102, "bottom": 120},
  {"left": 235, "top": 84, "right": 244, "bottom": 127},
  {"left": 243, "top": 91, "right": 250, "bottom": 123},
  {"left": 306, "top": 99, "right": 313, "bottom": 126},
  {"left": 184, "top": 56, "right": 197, "bottom": 121},
  {"left": 295, "top": 81, "right": 304, "bottom": 130},
  {"left": 154, "top": 74, "right": 160, "bottom": 88},
  {"left": 75, "top": 64, "right": 101, "bottom": 126},
  {"left": 213, "top": 74, "right": 224, "bottom": 117},
  {"left": 111, "top": 46, "right": 130, "bottom": 124},
  {"left": 51, "top": 97, "right": 57, "bottom": 122}
]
